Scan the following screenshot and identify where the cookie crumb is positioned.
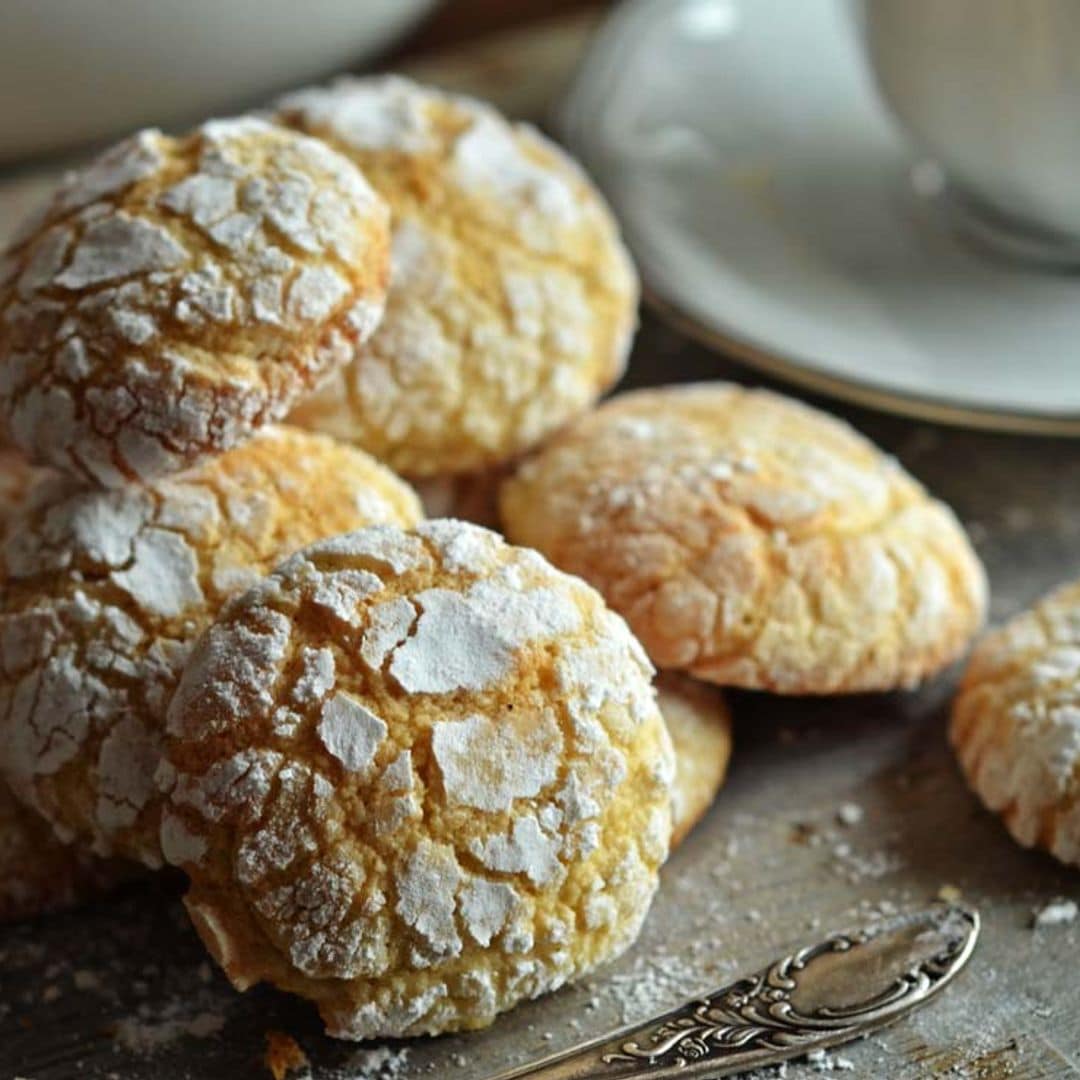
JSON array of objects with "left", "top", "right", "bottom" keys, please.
[{"left": 265, "top": 1031, "right": 308, "bottom": 1079}]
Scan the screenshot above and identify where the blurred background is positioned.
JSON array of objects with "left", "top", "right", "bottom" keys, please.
[{"left": 0, "top": 0, "right": 600, "bottom": 165}]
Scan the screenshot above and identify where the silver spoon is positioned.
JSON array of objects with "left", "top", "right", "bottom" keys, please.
[{"left": 489, "top": 903, "right": 979, "bottom": 1079}]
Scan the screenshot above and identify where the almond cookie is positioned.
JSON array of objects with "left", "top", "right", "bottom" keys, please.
[
  {"left": 160, "top": 520, "right": 674, "bottom": 1040},
  {"left": 951, "top": 581, "right": 1080, "bottom": 867},
  {"left": 0, "top": 427, "right": 421, "bottom": 868},
  {"left": 0, "top": 118, "right": 390, "bottom": 486},
  {"left": 657, "top": 673, "right": 733, "bottom": 848},
  {"left": 501, "top": 384, "right": 987, "bottom": 694},
  {"left": 276, "top": 76, "right": 638, "bottom": 477}
]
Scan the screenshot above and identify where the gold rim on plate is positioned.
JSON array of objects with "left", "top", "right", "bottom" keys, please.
[{"left": 644, "top": 286, "right": 1080, "bottom": 438}]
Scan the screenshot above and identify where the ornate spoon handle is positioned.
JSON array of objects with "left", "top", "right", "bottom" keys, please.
[{"left": 488, "top": 904, "right": 979, "bottom": 1080}]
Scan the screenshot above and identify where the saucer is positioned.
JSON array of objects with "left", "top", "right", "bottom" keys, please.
[{"left": 559, "top": 0, "right": 1080, "bottom": 434}]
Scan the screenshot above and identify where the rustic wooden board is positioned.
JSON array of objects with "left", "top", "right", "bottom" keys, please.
[{"left": 2, "top": 13, "right": 1079, "bottom": 1080}]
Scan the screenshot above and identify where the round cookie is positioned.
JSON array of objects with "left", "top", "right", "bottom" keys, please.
[
  {"left": 0, "top": 118, "right": 390, "bottom": 486},
  {"left": 0, "top": 448, "right": 137, "bottom": 921},
  {"left": 160, "top": 520, "right": 674, "bottom": 1040},
  {"left": 0, "top": 780, "right": 137, "bottom": 923},
  {"left": 951, "top": 580, "right": 1080, "bottom": 867},
  {"left": 0, "top": 426, "right": 422, "bottom": 868},
  {"left": 276, "top": 76, "right": 638, "bottom": 477},
  {"left": 657, "top": 673, "right": 733, "bottom": 848},
  {"left": 500, "top": 384, "right": 987, "bottom": 694}
]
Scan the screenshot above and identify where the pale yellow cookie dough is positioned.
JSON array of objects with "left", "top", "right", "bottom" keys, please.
[
  {"left": 160, "top": 520, "right": 674, "bottom": 1040},
  {"left": 0, "top": 118, "right": 390, "bottom": 485},
  {"left": 657, "top": 673, "right": 733, "bottom": 848},
  {"left": 501, "top": 384, "right": 987, "bottom": 694},
  {"left": 276, "top": 76, "right": 638, "bottom": 476},
  {"left": 0, "top": 427, "right": 421, "bottom": 868},
  {"left": 952, "top": 580, "right": 1080, "bottom": 867}
]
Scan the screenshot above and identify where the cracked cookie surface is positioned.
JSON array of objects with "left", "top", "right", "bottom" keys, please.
[
  {"left": 276, "top": 76, "right": 638, "bottom": 477},
  {"left": 0, "top": 448, "right": 139, "bottom": 920},
  {"left": 501, "top": 384, "right": 987, "bottom": 694},
  {"left": 952, "top": 581, "right": 1080, "bottom": 867},
  {"left": 657, "top": 673, "right": 732, "bottom": 848},
  {"left": 0, "top": 118, "right": 390, "bottom": 486},
  {"left": 160, "top": 520, "right": 673, "bottom": 1039},
  {"left": 0, "top": 427, "right": 421, "bottom": 867}
]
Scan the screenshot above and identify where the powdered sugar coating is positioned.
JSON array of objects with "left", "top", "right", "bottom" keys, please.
[
  {"left": 0, "top": 427, "right": 421, "bottom": 867},
  {"left": 952, "top": 580, "right": 1080, "bottom": 867},
  {"left": 276, "top": 76, "right": 638, "bottom": 477},
  {"left": 161, "top": 520, "right": 673, "bottom": 1039},
  {"left": 501, "top": 384, "right": 988, "bottom": 694},
  {"left": 0, "top": 120, "right": 390, "bottom": 486},
  {"left": 0, "top": 449, "right": 139, "bottom": 921}
]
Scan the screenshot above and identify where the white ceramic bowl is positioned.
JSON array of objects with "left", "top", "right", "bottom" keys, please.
[{"left": 0, "top": 0, "right": 438, "bottom": 162}]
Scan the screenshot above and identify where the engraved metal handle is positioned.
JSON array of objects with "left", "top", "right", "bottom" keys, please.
[{"left": 488, "top": 904, "right": 979, "bottom": 1080}]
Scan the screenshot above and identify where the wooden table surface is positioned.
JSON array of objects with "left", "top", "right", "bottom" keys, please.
[{"left": 2, "top": 13, "right": 1080, "bottom": 1080}]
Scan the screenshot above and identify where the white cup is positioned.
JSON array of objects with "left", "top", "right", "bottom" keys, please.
[{"left": 857, "top": 0, "right": 1080, "bottom": 263}]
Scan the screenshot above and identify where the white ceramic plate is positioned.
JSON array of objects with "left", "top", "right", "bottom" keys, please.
[{"left": 560, "top": 0, "right": 1080, "bottom": 434}]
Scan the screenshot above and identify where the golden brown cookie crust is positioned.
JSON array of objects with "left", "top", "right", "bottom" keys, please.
[
  {"left": 161, "top": 520, "right": 673, "bottom": 1040},
  {"left": 277, "top": 76, "right": 638, "bottom": 477},
  {"left": 657, "top": 673, "right": 732, "bottom": 848},
  {"left": 0, "top": 427, "right": 422, "bottom": 867},
  {"left": 951, "top": 580, "right": 1080, "bottom": 867},
  {"left": 501, "top": 384, "right": 987, "bottom": 694},
  {"left": 0, "top": 119, "right": 390, "bottom": 486}
]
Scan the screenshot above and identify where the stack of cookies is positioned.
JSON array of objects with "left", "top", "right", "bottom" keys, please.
[{"left": 0, "top": 75, "right": 1001, "bottom": 1046}]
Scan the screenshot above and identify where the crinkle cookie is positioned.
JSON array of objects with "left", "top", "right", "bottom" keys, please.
[
  {"left": 501, "top": 384, "right": 987, "bottom": 694},
  {"left": 0, "top": 118, "right": 390, "bottom": 486},
  {"left": 0, "top": 426, "right": 421, "bottom": 867},
  {"left": 160, "top": 520, "right": 674, "bottom": 1040},
  {"left": 0, "top": 449, "right": 137, "bottom": 921},
  {"left": 276, "top": 76, "right": 638, "bottom": 477},
  {"left": 0, "top": 781, "right": 137, "bottom": 923},
  {"left": 951, "top": 581, "right": 1080, "bottom": 867},
  {"left": 657, "top": 673, "right": 733, "bottom": 848}
]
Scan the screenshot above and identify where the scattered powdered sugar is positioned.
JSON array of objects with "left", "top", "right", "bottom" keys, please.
[
  {"left": 1033, "top": 897, "right": 1078, "bottom": 927},
  {"left": 333, "top": 1045, "right": 412, "bottom": 1080},
  {"left": 113, "top": 1009, "right": 226, "bottom": 1053}
]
